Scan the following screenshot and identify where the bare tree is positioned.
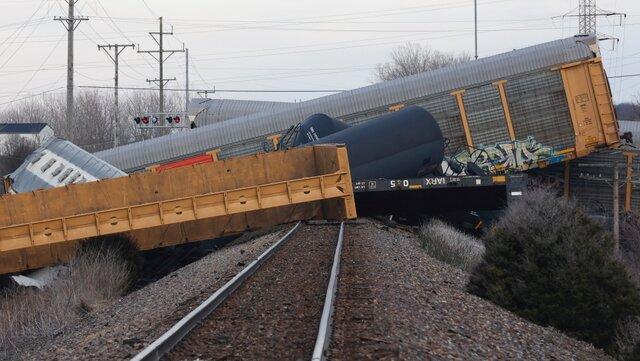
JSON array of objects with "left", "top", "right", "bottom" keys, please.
[
  {"left": 376, "top": 43, "right": 471, "bottom": 81},
  {"left": 0, "top": 90, "right": 182, "bottom": 154},
  {"left": 0, "top": 136, "right": 38, "bottom": 176}
]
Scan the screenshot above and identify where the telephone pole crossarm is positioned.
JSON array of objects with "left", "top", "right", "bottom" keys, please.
[
  {"left": 138, "top": 17, "right": 184, "bottom": 113},
  {"left": 97, "top": 43, "right": 135, "bottom": 148}
]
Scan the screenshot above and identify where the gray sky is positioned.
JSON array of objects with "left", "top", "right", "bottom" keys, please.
[{"left": 0, "top": 0, "right": 638, "bottom": 108}]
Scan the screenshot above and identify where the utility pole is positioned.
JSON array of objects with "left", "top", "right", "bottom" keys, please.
[
  {"left": 54, "top": 0, "right": 88, "bottom": 125},
  {"left": 98, "top": 44, "right": 135, "bottom": 147},
  {"left": 138, "top": 17, "right": 184, "bottom": 113},
  {"left": 613, "top": 160, "right": 620, "bottom": 250},
  {"left": 474, "top": 0, "right": 478, "bottom": 60},
  {"left": 185, "top": 48, "right": 189, "bottom": 119},
  {"left": 578, "top": 161, "right": 627, "bottom": 252}
]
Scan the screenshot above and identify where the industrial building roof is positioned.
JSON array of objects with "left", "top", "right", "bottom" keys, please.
[
  {"left": 96, "top": 35, "right": 600, "bottom": 173},
  {"left": 0, "top": 123, "right": 49, "bottom": 134},
  {"left": 8, "top": 138, "right": 126, "bottom": 193}
]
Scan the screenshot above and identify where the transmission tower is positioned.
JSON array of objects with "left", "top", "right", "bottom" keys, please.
[
  {"left": 138, "top": 17, "right": 184, "bottom": 113},
  {"left": 578, "top": 0, "right": 598, "bottom": 35},
  {"left": 54, "top": 0, "right": 88, "bottom": 125},
  {"left": 561, "top": 0, "right": 626, "bottom": 39}
]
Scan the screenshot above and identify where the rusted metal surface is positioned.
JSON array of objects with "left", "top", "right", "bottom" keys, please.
[{"left": 0, "top": 145, "right": 356, "bottom": 275}]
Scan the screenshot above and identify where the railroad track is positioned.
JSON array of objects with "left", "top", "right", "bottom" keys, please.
[{"left": 131, "top": 221, "right": 345, "bottom": 361}]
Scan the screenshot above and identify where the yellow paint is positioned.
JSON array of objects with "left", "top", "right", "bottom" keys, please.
[
  {"left": 206, "top": 149, "right": 221, "bottom": 161},
  {"left": 492, "top": 175, "right": 507, "bottom": 184},
  {"left": 451, "top": 90, "right": 473, "bottom": 150},
  {"left": 389, "top": 103, "right": 406, "bottom": 112},
  {"left": 267, "top": 134, "right": 282, "bottom": 150},
  {"left": 625, "top": 152, "right": 634, "bottom": 212},
  {"left": 560, "top": 58, "right": 620, "bottom": 157},
  {"left": 0, "top": 145, "right": 356, "bottom": 275},
  {"left": 493, "top": 80, "right": 516, "bottom": 141}
]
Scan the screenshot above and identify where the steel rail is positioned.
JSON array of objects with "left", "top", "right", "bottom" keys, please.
[
  {"left": 130, "top": 221, "right": 302, "bottom": 361},
  {"left": 311, "top": 222, "right": 345, "bottom": 361}
]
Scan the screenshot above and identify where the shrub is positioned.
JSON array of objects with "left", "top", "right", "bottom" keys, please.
[
  {"left": 0, "top": 236, "right": 134, "bottom": 357},
  {"left": 419, "top": 219, "right": 485, "bottom": 272},
  {"left": 616, "top": 317, "right": 640, "bottom": 360},
  {"left": 619, "top": 212, "right": 640, "bottom": 286},
  {"left": 467, "top": 188, "right": 640, "bottom": 354}
]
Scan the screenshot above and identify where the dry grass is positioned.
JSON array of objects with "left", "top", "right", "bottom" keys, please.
[
  {"left": 419, "top": 218, "right": 485, "bottom": 272},
  {"left": 0, "top": 239, "right": 133, "bottom": 358},
  {"left": 616, "top": 317, "right": 640, "bottom": 360}
]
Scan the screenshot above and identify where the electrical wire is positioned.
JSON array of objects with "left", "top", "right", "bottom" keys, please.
[
  {"left": 77, "top": 85, "right": 346, "bottom": 93},
  {"left": 10, "top": 34, "right": 66, "bottom": 103},
  {"left": 0, "top": 0, "right": 47, "bottom": 55},
  {"left": 92, "top": 0, "right": 157, "bottom": 73},
  {"left": 0, "top": 0, "right": 49, "bottom": 69},
  {"left": 0, "top": 87, "right": 65, "bottom": 107}
]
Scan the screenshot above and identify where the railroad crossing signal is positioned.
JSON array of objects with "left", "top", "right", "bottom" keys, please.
[{"left": 133, "top": 113, "right": 187, "bottom": 128}]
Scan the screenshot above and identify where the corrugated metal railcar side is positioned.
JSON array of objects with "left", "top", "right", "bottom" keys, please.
[{"left": 96, "top": 35, "right": 618, "bottom": 174}]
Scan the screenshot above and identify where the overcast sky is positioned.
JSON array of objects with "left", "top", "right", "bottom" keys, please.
[{"left": 0, "top": 0, "right": 638, "bottom": 108}]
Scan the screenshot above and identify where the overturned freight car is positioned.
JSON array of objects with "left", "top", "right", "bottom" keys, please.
[{"left": 96, "top": 35, "right": 618, "bottom": 174}]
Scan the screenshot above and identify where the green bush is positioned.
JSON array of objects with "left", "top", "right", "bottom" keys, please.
[{"left": 467, "top": 188, "right": 640, "bottom": 354}]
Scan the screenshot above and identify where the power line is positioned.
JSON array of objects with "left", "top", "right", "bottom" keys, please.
[
  {"left": 10, "top": 34, "right": 66, "bottom": 103},
  {"left": 0, "top": 0, "right": 50, "bottom": 70},
  {"left": 90, "top": 0, "right": 157, "bottom": 74},
  {"left": 0, "top": 0, "right": 47, "bottom": 58},
  {"left": 0, "top": 87, "right": 65, "bottom": 107},
  {"left": 609, "top": 73, "right": 640, "bottom": 79},
  {"left": 77, "top": 85, "right": 346, "bottom": 93}
]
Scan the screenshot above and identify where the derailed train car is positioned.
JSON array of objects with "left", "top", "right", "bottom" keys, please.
[
  {"left": 96, "top": 35, "right": 619, "bottom": 174},
  {"left": 287, "top": 106, "right": 445, "bottom": 181}
]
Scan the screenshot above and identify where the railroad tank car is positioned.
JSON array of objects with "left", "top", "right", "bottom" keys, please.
[
  {"left": 282, "top": 113, "right": 350, "bottom": 148},
  {"left": 310, "top": 105, "right": 445, "bottom": 180}
]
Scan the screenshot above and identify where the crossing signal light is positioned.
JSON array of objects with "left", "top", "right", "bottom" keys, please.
[
  {"left": 152, "top": 116, "right": 159, "bottom": 124},
  {"left": 141, "top": 116, "right": 150, "bottom": 124},
  {"left": 166, "top": 116, "right": 173, "bottom": 124},
  {"left": 173, "top": 116, "right": 181, "bottom": 124},
  {"left": 134, "top": 117, "right": 141, "bottom": 124}
]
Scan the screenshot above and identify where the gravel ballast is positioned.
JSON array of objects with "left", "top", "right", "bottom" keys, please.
[
  {"left": 17, "top": 226, "right": 291, "bottom": 361},
  {"left": 167, "top": 224, "right": 340, "bottom": 360},
  {"left": 15, "top": 219, "right": 613, "bottom": 360},
  {"left": 329, "top": 220, "right": 612, "bottom": 360}
]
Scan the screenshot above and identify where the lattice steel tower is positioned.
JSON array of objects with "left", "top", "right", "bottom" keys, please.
[
  {"left": 560, "top": 0, "right": 626, "bottom": 42},
  {"left": 578, "top": 0, "right": 598, "bottom": 35}
]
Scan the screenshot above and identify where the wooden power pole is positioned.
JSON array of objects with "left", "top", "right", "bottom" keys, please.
[
  {"left": 98, "top": 44, "right": 135, "bottom": 147},
  {"left": 138, "top": 17, "right": 184, "bottom": 113},
  {"left": 54, "top": 0, "right": 88, "bottom": 125}
]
